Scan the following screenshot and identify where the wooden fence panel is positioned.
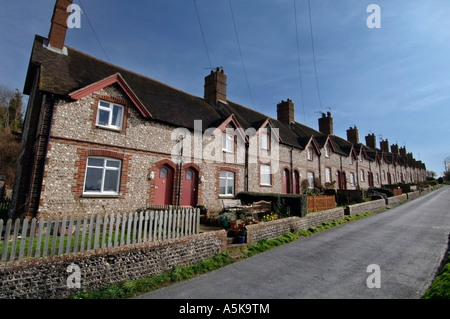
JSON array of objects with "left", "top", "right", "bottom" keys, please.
[
  {"left": 307, "top": 195, "right": 337, "bottom": 212},
  {"left": 0, "top": 207, "right": 199, "bottom": 262}
]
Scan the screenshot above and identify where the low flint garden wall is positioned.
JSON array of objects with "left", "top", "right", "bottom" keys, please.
[
  {"left": 345, "top": 199, "right": 386, "bottom": 216},
  {"left": 0, "top": 230, "right": 227, "bottom": 299},
  {"left": 386, "top": 194, "right": 408, "bottom": 206},
  {"left": 407, "top": 191, "right": 420, "bottom": 201},
  {"left": 246, "top": 207, "right": 345, "bottom": 245}
]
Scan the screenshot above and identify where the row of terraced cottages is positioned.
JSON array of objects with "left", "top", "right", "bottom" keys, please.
[{"left": 9, "top": 0, "right": 426, "bottom": 219}]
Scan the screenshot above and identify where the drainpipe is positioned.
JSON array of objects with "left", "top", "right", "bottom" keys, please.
[
  {"left": 244, "top": 142, "right": 249, "bottom": 192},
  {"left": 318, "top": 153, "right": 322, "bottom": 186},
  {"left": 290, "top": 147, "right": 294, "bottom": 193},
  {"left": 177, "top": 135, "right": 185, "bottom": 207},
  {"left": 33, "top": 93, "right": 55, "bottom": 218},
  {"left": 356, "top": 155, "right": 360, "bottom": 190}
]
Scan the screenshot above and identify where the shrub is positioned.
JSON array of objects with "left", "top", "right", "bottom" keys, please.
[
  {"left": 236, "top": 192, "right": 307, "bottom": 217},
  {"left": 367, "top": 187, "right": 394, "bottom": 198}
]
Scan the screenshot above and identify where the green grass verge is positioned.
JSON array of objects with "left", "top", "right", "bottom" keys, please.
[
  {"left": 422, "top": 253, "right": 450, "bottom": 299},
  {"left": 71, "top": 212, "right": 375, "bottom": 299}
]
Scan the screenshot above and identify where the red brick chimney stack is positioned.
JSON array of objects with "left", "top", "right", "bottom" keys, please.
[
  {"left": 346, "top": 126, "right": 359, "bottom": 145},
  {"left": 277, "top": 99, "right": 295, "bottom": 125},
  {"left": 365, "top": 133, "right": 377, "bottom": 149},
  {"left": 391, "top": 144, "right": 399, "bottom": 154},
  {"left": 318, "top": 112, "right": 333, "bottom": 135},
  {"left": 204, "top": 67, "right": 227, "bottom": 106},
  {"left": 380, "top": 139, "right": 390, "bottom": 153},
  {"left": 48, "top": 0, "right": 74, "bottom": 51}
]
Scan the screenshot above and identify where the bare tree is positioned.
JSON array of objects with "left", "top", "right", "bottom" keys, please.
[
  {"left": 426, "top": 170, "right": 437, "bottom": 180},
  {"left": 0, "top": 86, "right": 23, "bottom": 131}
]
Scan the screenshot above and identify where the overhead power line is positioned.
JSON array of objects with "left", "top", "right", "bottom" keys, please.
[
  {"left": 293, "top": 0, "right": 306, "bottom": 123},
  {"left": 193, "top": 0, "right": 213, "bottom": 70},
  {"left": 228, "top": 0, "right": 255, "bottom": 108},
  {"left": 78, "top": 0, "right": 111, "bottom": 63},
  {"left": 307, "top": 0, "right": 322, "bottom": 109}
]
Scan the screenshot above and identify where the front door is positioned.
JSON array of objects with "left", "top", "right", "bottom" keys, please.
[
  {"left": 181, "top": 168, "right": 198, "bottom": 207},
  {"left": 154, "top": 165, "right": 174, "bottom": 205},
  {"left": 283, "top": 169, "right": 290, "bottom": 194}
]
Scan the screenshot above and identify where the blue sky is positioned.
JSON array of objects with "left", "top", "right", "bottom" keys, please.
[{"left": 1, "top": 0, "right": 449, "bottom": 176}]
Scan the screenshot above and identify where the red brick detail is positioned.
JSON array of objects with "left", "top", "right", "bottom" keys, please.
[
  {"left": 146, "top": 159, "right": 178, "bottom": 205},
  {"left": 73, "top": 148, "right": 130, "bottom": 198}
]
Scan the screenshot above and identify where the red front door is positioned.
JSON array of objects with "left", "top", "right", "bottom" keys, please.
[
  {"left": 283, "top": 169, "right": 290, "bottom": 194},
  {"left": 155, "top": 165, "right": 174, "bottom": 205},
  {"left": 293, "top": 171, "right": 300, "bottom": 194},
  {"left": 181, "top": 168, "right": 198, "bottom": 207}
]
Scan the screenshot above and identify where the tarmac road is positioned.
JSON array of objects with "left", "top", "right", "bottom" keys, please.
[{"left": 136, "top": 186, "right": 450, "bottom": 299}]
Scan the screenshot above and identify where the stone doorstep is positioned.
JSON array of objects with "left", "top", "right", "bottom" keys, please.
[{"left": 226, "top": 243, "right": 249, "bottom": 260}]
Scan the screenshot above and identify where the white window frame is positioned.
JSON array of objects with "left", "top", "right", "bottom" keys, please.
[
  {"left": 84, "top": 157, "right": 122, "bottom": 195},
  {"left": 325, "top": 145, "right": 330, "bottom": 158},
  {"left": 261, "top": 132, "right": 270, "bottom": 151},
  {"left": 360, "top": 169, "right": 365, "bottom": 182},
  {"left": 307, "top": 148, "right": 313, "bottom": 161},
  {"left": 325, "top": 168, "right": 332, "bottom": 183},
  {"left": 308, "top": 172, "right": 315, "bottom": 189},
  {"left": 222, "top": 133, "right": 234, "bottom": 153},
  {"left": 96, "top": 100, "right": 124, "bottom": 130},
  {"left": 260, "top": 164, "right": 272, "bottom": 186},
  {"left": 219, "top": 171, "right": 235, "bottom": 196},
  {"left": 350, "top": 173, "right": 355, "bottom": 186}
]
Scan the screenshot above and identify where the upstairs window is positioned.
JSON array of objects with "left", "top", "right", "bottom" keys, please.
[
  {"left": 261, "top": 132, "right": 270, "bottom": 151},
  {"left": 84, "top": 157, "right": 121, "bottom": 195},
  {"left": 222, "top": 133, "right": 234, "bottom": 153},
  {"left": 360, "top": 169, "right": 365, "bottom": 182},
  {"left": 325, "top": 145, "right": 330, "bottom": 158},
  {"left": 307, "top": 148, "right": 313, "bottom": 161},
  {"left": 96, "top": 100, "right": 124, "bottom": 130}
]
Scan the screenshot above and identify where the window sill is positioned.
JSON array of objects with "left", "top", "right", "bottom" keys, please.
[
  {"left": 260, "top": 184, "right": 272, "bottom": 187},
  {"left": 82, "top": 194, "right": 120, "bottom": 199},
  {"left": 95, "top": 125, "right": 123, "bottom": 133}
]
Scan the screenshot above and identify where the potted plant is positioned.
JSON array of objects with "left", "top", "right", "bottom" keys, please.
[{"left": 236, "top": 228, "right": 247, "bottom": 244}]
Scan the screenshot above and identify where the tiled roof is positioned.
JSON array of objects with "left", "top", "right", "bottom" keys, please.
[
  {"left": 23, "top": 35, "right": 425, "bottom": 169},
  {"left": 24, "top": 35, "right": 322, "bottom": 151},
  {"left": 24, "top": 35, "right": 223, "bottom": 130}
]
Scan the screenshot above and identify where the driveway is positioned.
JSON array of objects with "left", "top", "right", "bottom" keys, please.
[{"left": 136, "top": 186, "right": 450, "bottom": 299}]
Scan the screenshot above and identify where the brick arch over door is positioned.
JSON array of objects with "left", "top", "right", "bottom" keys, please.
[{"left": 152, "top": 159, "right": 177, "bottom": 206}]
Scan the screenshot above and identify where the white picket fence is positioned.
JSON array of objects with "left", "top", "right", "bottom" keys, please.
[{"left": 0, "top": 207, "right": 200, "bottom": 262}]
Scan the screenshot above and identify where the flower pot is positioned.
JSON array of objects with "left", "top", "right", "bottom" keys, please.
[
  {"left": 236, "top": 236, "right": 246, "bottom": 244},
  {"left": 229, "top": 220, "right": 237, "bottom": 230},
  {"left": 231, "top": 229, "right": 241, "bottom": 237}
]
